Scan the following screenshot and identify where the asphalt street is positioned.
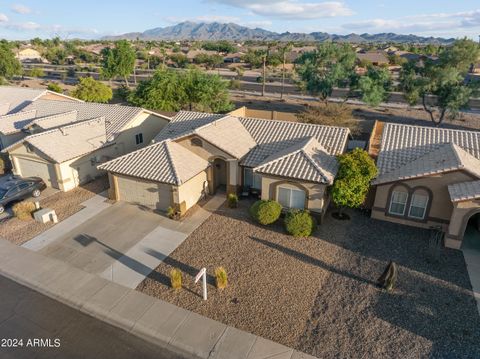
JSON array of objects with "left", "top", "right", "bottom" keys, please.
[{"left": 0, "top": 275, "right": 182, "bottom": 359}]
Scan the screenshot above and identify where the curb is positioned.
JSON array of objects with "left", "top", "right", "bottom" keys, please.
[{"left": 0, "top": 240, "right": 316, "bottom": 359}]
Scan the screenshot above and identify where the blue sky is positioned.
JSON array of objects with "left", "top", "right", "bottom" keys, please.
[{"left": 0, "top": 1, "right": 480, "bottom": 40}]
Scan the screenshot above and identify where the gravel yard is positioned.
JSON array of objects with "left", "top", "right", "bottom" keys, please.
[
  {"left": 0, "top": 177, "right": 108, "bottom": 245},
  {"left": 137, "top": 199, "right": 480, "bottom": 358}
]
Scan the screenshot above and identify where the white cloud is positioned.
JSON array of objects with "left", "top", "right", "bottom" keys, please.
[
  {"left": 343, "top": 9, "right": 480, "bottom": 34},
  {"left": 164, "top": 14, "right": 241, "bottom": 24},
  {"left": 11, "top": 4, "right": 32, "bottom": 14},
  {"left": 2, "top": 20, "right": 99, "bottom": 38},
  {"left": 210, "top": 0, "right": 353, "bottom": 20},
  {"left": 0, "top": 13, "right": 8, "bottom": 22}
]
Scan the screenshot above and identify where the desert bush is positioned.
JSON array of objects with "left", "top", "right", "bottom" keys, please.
[
  {"left": 170, "top": 269, "right": 182, "bottom": 290},
  {"left": 249, "top": 200, "right": 282, "bottom": 225},
  {"left": 47, "top": 82, "right": 63, "bottom": 93},
  {"left": 227, "top": 193, "right": 238, "bottom": 208},
  {"left": 12, "top": 201, "right": 36, "bottom": 221},
  {"left": 29, "top": 68, "right": 44, "bottom": 78},
  {"left": 215, "top": 267, "right": 228, "bottom": 289},
  {"left": 284, "top": 209, "right": 316, "bottom": 237}
]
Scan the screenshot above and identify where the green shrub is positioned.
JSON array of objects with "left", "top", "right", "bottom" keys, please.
[
  {"left": 47, "top": 82, "right": 63, "bottom": 93},
  {"left": 215, "top": 267, "right": 228, "bottom": 289},
  {"left": 12, "top": 201, "right": 36, "bottom": 221},
  {"left": 227, "top": 193, "right": 238, "bottom": 208},
  {"left": 284, "top": 209, "right": 316, "bottom": 237},
  {"left": 249, "top": 200, "right": 282, "bottom": 225},
  {"left": 170, "top": 269, "right": 182, "bottom": 290},
  {"left": 29, "top": 67, "right": 44, "bottom": 78}
]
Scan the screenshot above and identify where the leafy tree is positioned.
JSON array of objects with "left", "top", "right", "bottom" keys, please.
[
  {"left": 100, "top": 40, "right": 136, "bottom": 87},
  {"left": 128, "top": 68, "right": 233, "bottom": 112},
  {"left": 202, "top": 41, "right": 235, "bottom": 53},
  {"left": 169, "top": 53, "right": 188, "bottom": 68},
  {"left": 28, "top": 67, "right": 45, "bottom": 78},
  {"left": 358, "top": 66, "right": 391, "bottom": 107},
  {"left": 296, "top": 42, "right": 357, "bottom": 104},
  {"left": 330, "top": 148, "right": 377, "bottom": 217},
  {"left": 400, "top": 39, "right": 480, "bottom": 126},
  {"left": 194, "top": 53, "right": 223, "bottom": 69},
  {"left": 71, "top": 77, "right": 113, "bottom": 103},
  {"left": 0, "top": 42, "right": 21, "bottom": 81}
]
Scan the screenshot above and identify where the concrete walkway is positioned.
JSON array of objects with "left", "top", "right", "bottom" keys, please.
[
  {"left": 23, "top": 192, "right": 111, "bottom": 251},
  {"left": 99, "top": 195, "right": 226, "bottom": 288},
  {"left": 462, "top": 225, "right": 480, "bottom": 316},
  {"left": 0, "top": 239, "right": 315, "bottom": 359}
]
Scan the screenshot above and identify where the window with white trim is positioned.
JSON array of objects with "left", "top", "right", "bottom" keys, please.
[
  {"left": 389, "top": 190, "right": 408, "bottom": 216},
  {"left": 243, "top": 168, "right": 261, "bottom": 189},
  {"left": 277, "top": 186, "right": 306, "bottom": 209},
  {"left": 408, "top": 193, "right": 429, "bottom": 219}
]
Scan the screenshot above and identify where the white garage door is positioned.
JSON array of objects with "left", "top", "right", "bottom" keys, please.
[
  {"left": 116, "top": 175, "right": 172, "bottom": 211},
  {"left": 16, "top": 157, "right": 56, "bottom": 188}
]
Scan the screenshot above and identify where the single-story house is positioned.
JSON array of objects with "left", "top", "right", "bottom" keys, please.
[
  {"left": 15, "top": 48, "right": 44, "bottom": 63},
  {"left": 356, "top": 51, "right": 389, "bottom": 66},
  {"left": 2, "top": 100, "right": 170, "bottom": 191},
  {"left": 0, "top": 86, "right": 80, "bottom": 116},
  {"left": 99, "top": 111, "right": 350, "bottom": 220},
  {"left": 370, "top": 122, "right": 480, "bottom": 249}
]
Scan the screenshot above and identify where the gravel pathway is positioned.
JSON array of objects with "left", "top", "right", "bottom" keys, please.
[
  {"left": 0, "top": 177, "right": 108, "bottom": 245},
  {"left": 137, "top": 200, "right": 480, "bottom": 358}
]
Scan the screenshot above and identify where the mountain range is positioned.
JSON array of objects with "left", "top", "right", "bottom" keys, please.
[{"left": 103, "top": 21, "right": 455, "bottom": 44}]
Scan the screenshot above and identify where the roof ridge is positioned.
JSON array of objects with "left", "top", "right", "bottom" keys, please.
[
  {"left": 301, "top": 141, "right": 330, "bottom": 183},
  {"left": 32, "top": 109, "right": 78, "bottom": 123},
  {"left": 0, "top": 109, "right": 37, "bottom": 119},
  {"left": 385, "top": 121, "right": 480, "bottom": 136},
  {"left": 255, "top": 137, "right": 314, "bottom": 169},
  {"left": 241, "top": 115, "right": 350, "bottom": 132},
  {"left": 163, "top": 140, "right": 181, "bottom": 185}
]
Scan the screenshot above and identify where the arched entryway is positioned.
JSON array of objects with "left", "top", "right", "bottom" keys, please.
[
  {"left": 211, "top": 158, "right": 227, "bottom": 194},
  {"left": 463, "top": 212, "right": 480, "bottom": 251}
]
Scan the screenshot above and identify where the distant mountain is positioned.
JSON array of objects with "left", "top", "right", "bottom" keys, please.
[{"left": 103, "top": 21, "right": 456, "bottom": 44}]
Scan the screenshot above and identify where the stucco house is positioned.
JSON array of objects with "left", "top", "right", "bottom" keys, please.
[
  {"left": 370, "top": 122, "right": 480, "bottom": 249},
  {"left": 15, "top": 47, "right": 44, "bottom": 63},
  {"left": 1, "top": 100, "right": 170, "bottom": 191},
  {"left": 99, "top": 111, "right": 350, "bottom": 220}
]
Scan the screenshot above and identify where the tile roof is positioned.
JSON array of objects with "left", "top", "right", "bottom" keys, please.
[
  {"left": 98, "top": 140, "right": 209, "bottom": 185},
  {"left": 27, "top": 110, "right": 79, "bottom": 130},
  {"left": 0, "top": 103, "right": 10, "bottom": 116},
  {"left": 0, "top": 110, "right": 38, "bottom": 134},
  {"left": 254, "top": 137, "right": 338, "bottom": 184},
  {"left": 193, "top": 116, "right": 256, "bottom": 159},
  {"left": 373, "top": 143, "right": 480, "bottom": 185},
  {"left": 154, "top": 111, "right": 224, "bottom": 142},
  {"left": 0, "top": 86, "right": 47, "bottom": 114},
  {"left": 448, "top": 180, "right": 480, "bottom": 202},
  {"left": 22, "top": 100, "right": 145, "bottom": 137},
  {"left": 239, "top": 116, "right": 349, "bottom": 167},
  {"left": 5, "top": 117, "right": 109, "bottom": 163},
  {"left": 376, "top": 123, "right": 480, "bottom": 181}
]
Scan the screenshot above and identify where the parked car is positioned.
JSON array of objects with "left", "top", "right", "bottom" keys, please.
[{"left": 0, "top": 176, "right": 47, "bottom": 214}]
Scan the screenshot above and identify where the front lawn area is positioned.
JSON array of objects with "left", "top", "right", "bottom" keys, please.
[
  {"left": 137, "top": 199, "right": 480, "bottom": 358},
  {"left": 0, "top": 177, "right": 108, "bottom": 245}
]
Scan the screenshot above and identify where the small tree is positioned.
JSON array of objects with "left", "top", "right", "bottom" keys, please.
[
  {"left": 71, "top": 77, "right": 113, "bottom": 103},
  {"left": 358, "top": 66, "right": 391, "bottom": 107},
  {"left": 296, "top": 103, "right": 360, "bottom": 136},
  {"left": 0, "top": 42, "right": 21, "bottom": 82},
  {"left": 330, "top": 149, "right": 377, "bottom": 219},
  {"left": 47, "top": 82, "right": 63, "bottom": 93}
]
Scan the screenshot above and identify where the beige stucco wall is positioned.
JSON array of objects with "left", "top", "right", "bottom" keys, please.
[
  {"left": 260, "top": 175, "right": 328, "bottom": 214},
  {"left": 445, "top": 199, "right": 480, "bottom": 248},
  {"left": 371, "top": 171, "right": 474, "bottom": 230},
  {"left": 177, "top": 170, "right": 208, "bottom": 211},
  {"left": 176, "top": 135, "right": 233, "bottom": 161}
]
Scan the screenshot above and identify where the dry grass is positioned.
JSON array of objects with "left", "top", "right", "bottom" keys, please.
[
  {"left": 215, "top": 267, "right": 228, "bottom": 290},
  {"left": 170, "top": 269, "right": 182, "bottom": 290},
  {"left": 0, "top": 177, "right": 108, "bottom": 245},
  {"left": 12, "top": 201, "right": 36, "bottom": 221}
]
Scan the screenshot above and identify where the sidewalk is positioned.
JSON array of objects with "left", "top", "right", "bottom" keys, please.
[
  {"left": 0, "top": 239, "right": 315, "bottom": 359},
  {"left": 99, "top": 195, "right": 226, "bottom": 288}
]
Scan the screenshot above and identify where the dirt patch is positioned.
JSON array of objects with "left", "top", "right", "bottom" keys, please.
[
  {"left": 0, "top": 177, "right": 108, "bottom": 245},
  {"left": 137, "top": 199, "right": 480, "bottom": 358}
]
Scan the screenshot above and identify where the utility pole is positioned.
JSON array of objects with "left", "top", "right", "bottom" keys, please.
[{"left": 262, "top": 53, "right": 266, "bottom": 97}]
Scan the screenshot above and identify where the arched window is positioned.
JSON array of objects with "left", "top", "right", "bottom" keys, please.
[
  {"left": 408, "top": 188, "right": 429, "bottom": 219},
  {"left": 191, "top": 138, "right": 203, "bottom": 147},
  {"left": 389, "top": 186, "right": 408, "bottom": 216}
]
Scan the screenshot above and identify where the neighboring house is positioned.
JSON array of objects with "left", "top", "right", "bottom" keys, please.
[
  {"left": 370, "top": 122, "right": 480, "bottom": 249},
  {"left": 0, "top": 86, "right": 80, "bottom": 115},
  {"left": 471, "top": 63, "right": 480, "bottom": 74},
  {"left": 99, "top": 111, "right": 350, "bottom": 220},
  {"left": 356, "top": 51, "right": 389, "bottom": 66},
  {"left": 1, "top": 100, "right": 170, "bottom": 191},
  {"left": 15, "top": 48, "right": 44, "bottom": 63}
]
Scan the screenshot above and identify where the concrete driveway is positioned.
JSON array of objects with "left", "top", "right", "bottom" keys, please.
[{"left": 38, "top": 202, "right": 163, "bottom": 275}]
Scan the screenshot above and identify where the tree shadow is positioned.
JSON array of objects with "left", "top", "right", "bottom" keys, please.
[{"left": 249, "top": 235, "right": 377, "bottom": 287}]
